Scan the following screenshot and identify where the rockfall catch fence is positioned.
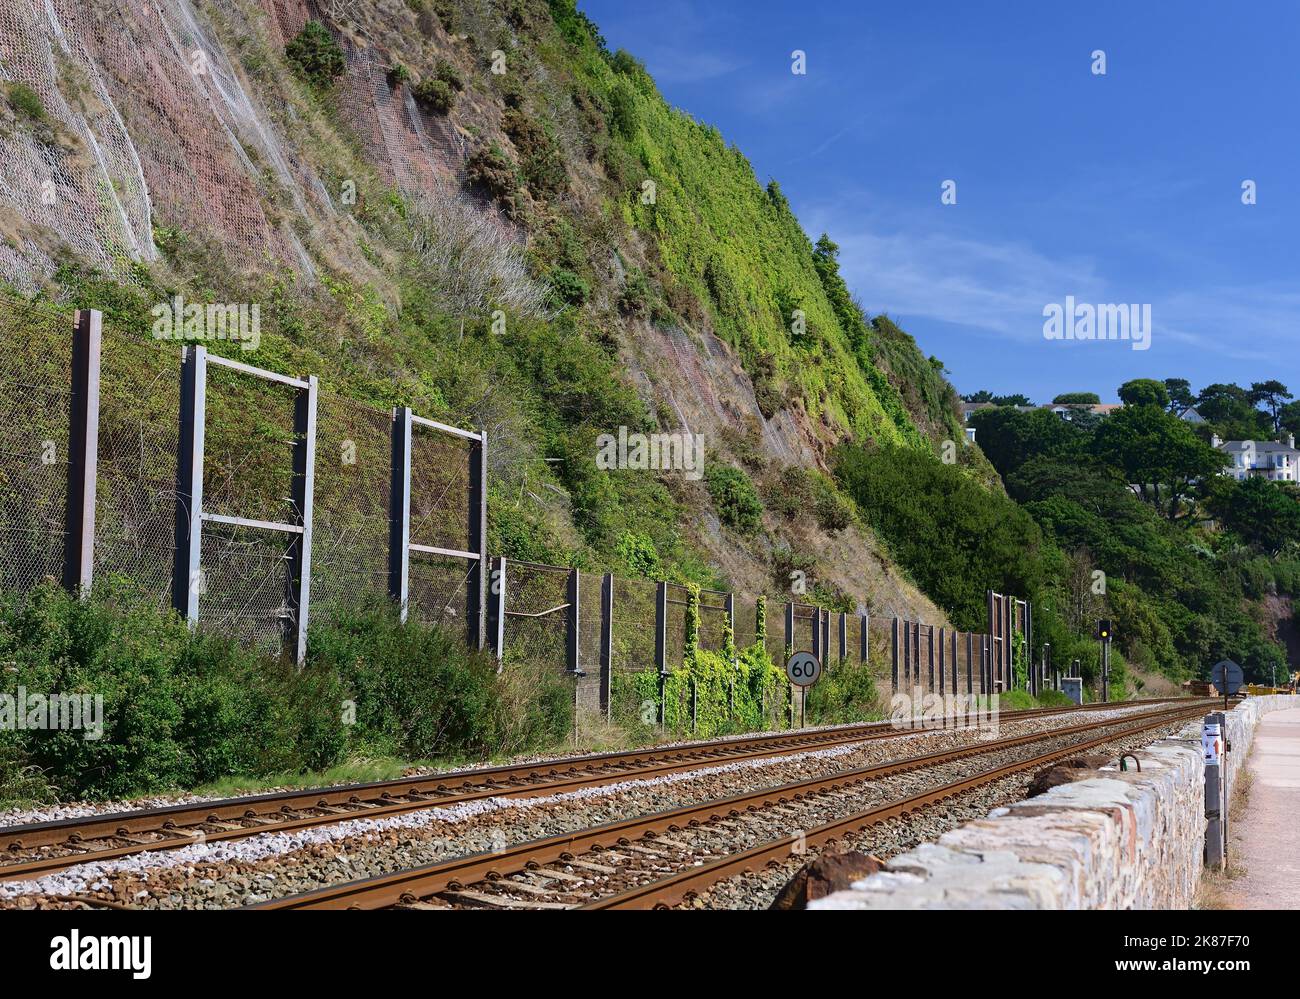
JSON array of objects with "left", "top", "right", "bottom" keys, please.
[
  {"left": 0, "top": 300, "right": 486, "bottom": 661},
  {"left": 0, "top": 301, "right": 1045, "bottom": 731}
]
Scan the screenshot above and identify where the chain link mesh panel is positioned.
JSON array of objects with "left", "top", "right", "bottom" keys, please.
[
  {"left": 697, "top": 589, "right": 729, "bottom": 655},
  {"left": 607, "top": 576, "right": 656, "bottom": 728},
  {"left": 409, "top": 423, "right": 472, "bottom": 554},
  {"left": 409, "top": 551, "right": 471, "bottom": 633},
  {"left": 197, "top": 520, "right": 294, "bottom": 654},
  {"left": 92, "top": 326, "right": 179, "bottom": 607},
  {"left": 203, "top": 363, "right": 300, "bottom": 525},
  {"left": 0, "top": 297, "right": 68, "bottom": 592},
  {"left": 310, "top": 391, "right": 391, "bottom": 619},
  {"left": 500, "top": 562, "right": 569, "bottom": 668},
  {"left": 576, "top": 570, "right": 602, "bottom": 715},
  {"left": 733, "top": 594, "right": 758, "bottom": 653}
]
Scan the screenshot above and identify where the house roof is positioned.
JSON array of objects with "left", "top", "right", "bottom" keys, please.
[{"left": 1219, "top": 440, "right": 1299, "bottom": 454}]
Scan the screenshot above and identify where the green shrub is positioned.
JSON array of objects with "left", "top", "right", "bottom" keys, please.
[
  {"left": 549, "top": 268, "right": 589, "bottom": 306},
  {"left": 503, "top": 108, "right": 567, "bottom": 197},
  {"left": 435, "top": 59, "right": 465, "bottom": 91},
  {"left": 615, "top": 530, "right": 661, "bottom": 577},
  {"left": 763, "top": 466, "right": 814, "bottom": 520},
  {"left": 0, "top": 582, "right": 346, "bottom": 799},
  {"left": 7, "top": 83, "right": 46, "bottom": 122},
  {"left": 286, "top": 21, "right": 345, "bottom": 88},
  {"left": 705, "top": 464, "right": 763, "bottom": 534},
  {"left": 413, "top": 78, "right": 455, "bottom": 114},
  {"left": 804, "top": 660, "right": 881, "bottom": 726},
  {"left": 0, "top": 585, "right": 572, "bottom": 804},
  {"left": 811, "top": 473, "right": 856, "bottom": 532},
  {"left": 464, "top": 143, "right": 521, "bottom": 215}
]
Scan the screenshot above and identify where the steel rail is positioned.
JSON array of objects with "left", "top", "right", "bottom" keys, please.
[
  {"left": 0, "top": 698, "right": 1184, "bottom": 881},
  {"left": 246, "top": 702, "right": 1205, "bottom": 910},
  {"left": 582, "top": 705, "right": 1207, "bottom": 909}
]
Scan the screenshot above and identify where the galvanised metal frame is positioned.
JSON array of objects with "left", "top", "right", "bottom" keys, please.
[
  {"left": 388, "top": 408, "right": 488, "bottom": 648},
  {"left": 172, "top": 346, "right": 317, "bottom": 664},
  {"left": 600, "top": 572, "right": 614, "bottom": 719},
  {"left": 63, "top": 309, "right": 102, "bottom": 597}
]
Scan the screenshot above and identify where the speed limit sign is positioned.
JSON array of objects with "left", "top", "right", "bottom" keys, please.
[{"left": 786, "top": 651, "right": 822, "bottom": 687}]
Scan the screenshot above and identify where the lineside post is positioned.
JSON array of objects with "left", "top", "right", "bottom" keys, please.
[
  {"left": 466, "top": 430, "right": 488, "bottom": 649},
  {"left": 388, "top": 407, "right": 412, "bottom": 622},
  {"left": 287, "top": 374, "right": 318, "bottom": 664},
  {"left": 64, "top": 309, "right": 102, "bottom": 598},
  {"left": 1204, "top": 713, "right": 1226, "bottom": 871},
  {"left": 891, "top": 617, "right": 899, "bottom": 693},
  {"left": 173, "top": 345, "right": 207, "bottom": 624},
  {"left": 490, "top": 555, "right": 506, "bottom": 671},
  {"left": 655, "top": 581, "right": 668, "bottom": 724}
]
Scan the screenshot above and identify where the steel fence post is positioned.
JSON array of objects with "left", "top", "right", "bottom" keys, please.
[
  {"left": 600, "top": 571, "right": 613, "bottom": 720},
  {"left": 172, "top": 345, "right": 206, "bottom": 625},
  {"left": 491, "top": 555, "right": 506, "bottom": 671},
  {"left": 655, "top": 580, "right": 668, "bottom": 724},
  {"left": 891, "top": 617, "right": 899, "bottom": 693},
  {"left": 388, "top": 407, "right": 412, "bottom": 623},
  {"left": 466, "top": 430, "right": 487, "bottom": 649},
  {"left": 64, "top": 309, "right": 102, "bottom": 598},
  {"left": 288, "top": 374, "right": 317, "bottom": 665}
]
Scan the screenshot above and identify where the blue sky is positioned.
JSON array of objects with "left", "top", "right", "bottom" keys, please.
[{"left": 579, "top": 0, "right": 1298, "bottom": 404}]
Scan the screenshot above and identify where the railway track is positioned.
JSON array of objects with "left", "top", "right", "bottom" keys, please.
[
  {"left": 247, "top": 701, "right": 1206, "bottom": 910},
  {"left": 0, "top": 697, "right": 1183, "bottom": 883}
]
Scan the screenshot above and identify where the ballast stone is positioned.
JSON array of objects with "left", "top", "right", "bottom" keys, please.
[{"left": 811, "top": 695, "right": 1299, "bottom": 910}]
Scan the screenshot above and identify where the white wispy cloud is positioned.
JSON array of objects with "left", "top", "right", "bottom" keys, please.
[{"left": 799, "top": 196, "right": 1296, "bottom": 367}]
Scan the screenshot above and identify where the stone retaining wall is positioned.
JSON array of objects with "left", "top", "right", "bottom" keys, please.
[{"left": 811, "top": 695, "right": 1299, "bottom": 909}]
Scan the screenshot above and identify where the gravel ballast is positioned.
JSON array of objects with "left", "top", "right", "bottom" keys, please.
[{"left": 0, "top": 704, "right": 1181, "bottom": 909}]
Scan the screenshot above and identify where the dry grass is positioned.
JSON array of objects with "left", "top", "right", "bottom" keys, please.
[{"left": 1194, "top": 746, "right": 1254, "bottom": 908}]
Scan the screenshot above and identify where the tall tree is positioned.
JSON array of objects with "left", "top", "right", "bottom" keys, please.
[
  {"left": 1118, "top": 378, "right": 1169, "bottom": 409},
  {"left": 1249, "top": 380, "right": 1292, "bottom": 433},
  {"left": 1164, "top": 378, "right": 1195, "bottom": 414},
  {"left": 1092, "top": 406, "right": 1228, "bottom": 520}
]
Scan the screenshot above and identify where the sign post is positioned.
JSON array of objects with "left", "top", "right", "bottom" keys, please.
[
  {"left": 1096, "top": 619, "right": 1113, "bottom": 702},
  {"left": 786, "top": 651, "right": 822, "bottom": 728},
  {"left": 1203, "top": 714, "right": 1226, "bottom": 870},
  {"left": 1212, "top": 660, "right": 1243, "bottom": 711}
]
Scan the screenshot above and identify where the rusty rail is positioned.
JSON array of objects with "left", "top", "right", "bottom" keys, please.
[
  {"left": 247, "top": 702, "right": 1207, "bottom": 910},
  {"left": 0, "top": 697, "right": 1185, "bottom": 881}
]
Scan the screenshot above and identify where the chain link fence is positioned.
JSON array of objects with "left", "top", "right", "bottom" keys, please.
[
  {"left": 0, "top": 299, "right": 70, "bottom": 594},
  {"left": 0, "top": 297, "right": 482, "bottom": 659},
  {"left": 0, "top": 297, "right": 1023, "bottom": 737}
]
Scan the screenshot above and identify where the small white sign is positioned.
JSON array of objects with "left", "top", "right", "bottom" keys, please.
[
  {"left": 786, "top": 651, "right": 821, "bottom": 687},
  {"left": 1203, "top": 722, "right": 1221, "bottom": 766}
]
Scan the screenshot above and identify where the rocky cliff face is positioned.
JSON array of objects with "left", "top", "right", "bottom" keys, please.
[{"left": 0, "top": 0, "right": 963, "bottom": 621}]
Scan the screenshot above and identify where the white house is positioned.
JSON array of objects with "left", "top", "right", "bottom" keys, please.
[{"left": 1214, "top": 434, "right": 1300, "bottom": 482}]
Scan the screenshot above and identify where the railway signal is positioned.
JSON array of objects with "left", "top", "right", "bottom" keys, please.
[{"left": 1096, "top": 620, "right": 1113, "bottom": 701}]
